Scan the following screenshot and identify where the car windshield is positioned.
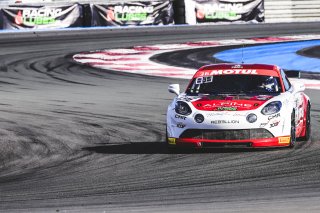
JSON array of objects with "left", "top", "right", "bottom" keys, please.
[{"left": 186, "top": 75, "right": 282, "bottom": 95}]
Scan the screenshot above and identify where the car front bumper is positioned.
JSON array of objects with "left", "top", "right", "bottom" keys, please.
[{"left": 167, "top": 131, "right": 291, "bottom": 148}]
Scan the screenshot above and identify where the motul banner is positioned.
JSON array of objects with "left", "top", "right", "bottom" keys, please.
[
  {"left": 184, "top": 0, "right": 264, "bottom": 24},
  {"left": 0, "top": 4, "right": 83, "bottom": 29},
  {"left": 91, "top": 1, "right": 174, "bottom": 26}
]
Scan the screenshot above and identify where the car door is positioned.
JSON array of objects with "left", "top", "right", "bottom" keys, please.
[{"left": 281, "top": 70, "right": 304, "bottom": 136}]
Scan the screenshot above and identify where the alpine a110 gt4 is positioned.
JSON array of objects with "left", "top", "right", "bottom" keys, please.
[{"left": 166, "top": 64, "right": 311, "bottom": 149}]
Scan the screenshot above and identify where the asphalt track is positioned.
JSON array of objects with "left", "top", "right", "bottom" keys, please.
[
  {"left": 298, "top": 45, "right": 320, "bottom": 59},
  {"left": 0, "top": 23, "right": 320, "bottom": 213}
]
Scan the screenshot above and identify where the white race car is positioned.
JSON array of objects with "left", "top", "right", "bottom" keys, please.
[{"left": 166, "top": 64, "right": 311, "bottom": 149}]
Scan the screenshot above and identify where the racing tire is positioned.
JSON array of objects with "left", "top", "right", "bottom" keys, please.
[
  {"left": 289, "top": 111, "right": 296, "bottom": 148},
  {"left": 300, "top": 103, "right": 311, "bottom": 141}
]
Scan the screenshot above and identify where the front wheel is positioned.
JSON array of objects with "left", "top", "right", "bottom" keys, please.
[{"left": 289, "top": 111, "right": 296, "bottom": 148}]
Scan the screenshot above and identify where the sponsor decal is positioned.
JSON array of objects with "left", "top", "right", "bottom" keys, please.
[
  {"left": 268, "top": 113, "right": 280, "bottom": 120},
  {"left": 216, "top": 107, "right": 237, "bottom": 111},
  {"left": 175, "top": 114, "right": 187, "bottom": 120},
  {"left": 207, "top": 112, "right": 225, "bottom": 117},
  {"left": 260, "top": 123, "right": 267, "bottom": 128},
  {"left": 198, "top": 69, "right": 258, "bottom": 77},
  {"left": 278, "top": 136, "right": 290, "bottom": 144},
  {"left": 270, "top": 121, "right": 280, "bottom": 128},
  {"left": 255, "top": 95, "right": 273, "bottom": 101},
  {"left": 212, "top": 102, "right": 252, "bottom": 108},
  {"left": 177, "top": 123, "right": 186, "bottom": 128},
  {"left": 203, "top": 104, "right": 213, "bottom": 109},
  {"left": 211, "top": 120, "right": 239, "bottom": 124},
  {"left": 232, "top": 113, "right": 246, "bottom": 117},
  {"left": 195, "top": 101, "right": 256, "bottom": 111},
  {"left": 195, "top": 76, "right": 213, "bottom": 84},
  {"left": 232, "top": 64, "right": 243, "bottom": 69},
  {"left": 167, "top": 137, "right": 176, "bottom": 145}
]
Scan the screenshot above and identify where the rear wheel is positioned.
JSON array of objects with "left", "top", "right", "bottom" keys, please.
[
  {"left": 300, "top": 103, "right": 311, "bottom": 141},
  {"left": 289, "top": 111, "right": 296, "bottom": 148}
]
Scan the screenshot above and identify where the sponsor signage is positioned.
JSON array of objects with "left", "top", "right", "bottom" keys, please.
[
  {"left": 185, "top": 0, "right": 264, "bottom": 24},
  {"left": 90, "top": 1, "right": 174, "bottom": 27},
  {"left": 0, "top": 4, "right": 83, "bottom": 29}
]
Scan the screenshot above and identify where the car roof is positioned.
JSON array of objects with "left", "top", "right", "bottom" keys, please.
[{"left": 193, "top": 63, "right": 281, "bottom": 78}]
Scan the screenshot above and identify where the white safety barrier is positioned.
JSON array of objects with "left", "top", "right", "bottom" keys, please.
[{"left": 265, "top": 0, "right": 320, "bottom": 22}]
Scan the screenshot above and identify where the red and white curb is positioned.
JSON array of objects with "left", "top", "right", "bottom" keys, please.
[
  {"left": 290, "top": 78, "right": 320, "bottom": 90},
  {"left": 73, "top": 34, "right": 320, "bottom": 89}
]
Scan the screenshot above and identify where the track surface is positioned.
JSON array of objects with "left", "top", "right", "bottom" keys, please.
[
  {"left": 298, "top": 45, "right": 320, "bottom": 59},
  {"left": 0, "top": 23, "right": 320, "bottom": 212}
]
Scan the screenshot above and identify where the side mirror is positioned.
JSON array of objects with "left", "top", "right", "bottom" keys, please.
[
  {"left": 168, "top": 84, "right": 180, "bottom": 96},
  {"left": 292, "top": 82, "right": 305, "bottom": 92}
]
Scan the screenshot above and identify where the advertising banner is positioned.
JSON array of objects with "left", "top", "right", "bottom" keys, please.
[
  {"left": 91, "top": 1, "right": 174, "bottom": 27},
  {"left": 184, "top": 0, "right": 264, "bottom": 24},
  {"left": 0, "top": 4, "right": 83, "bottom": 29}
]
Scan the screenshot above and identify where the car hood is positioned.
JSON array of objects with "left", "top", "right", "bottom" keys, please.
[{"left": 189, "top": 94, "right": 274, "bottom": 111}]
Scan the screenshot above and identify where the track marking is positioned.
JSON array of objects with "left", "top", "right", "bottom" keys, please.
[{"left": 73, "top": 35, "right": 320, "bottom": 90}]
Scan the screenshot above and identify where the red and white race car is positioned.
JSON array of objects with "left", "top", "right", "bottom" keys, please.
[{"left": 166, "top": 64, "right": 311, "bottom": 149}]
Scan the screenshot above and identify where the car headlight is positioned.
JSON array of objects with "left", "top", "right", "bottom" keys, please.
[
  {"left": 261, "top": 101, "right": 282, "bottom": 115},
  {"left": 175, "top": 101, "right": 192, "bottom": 115}
]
